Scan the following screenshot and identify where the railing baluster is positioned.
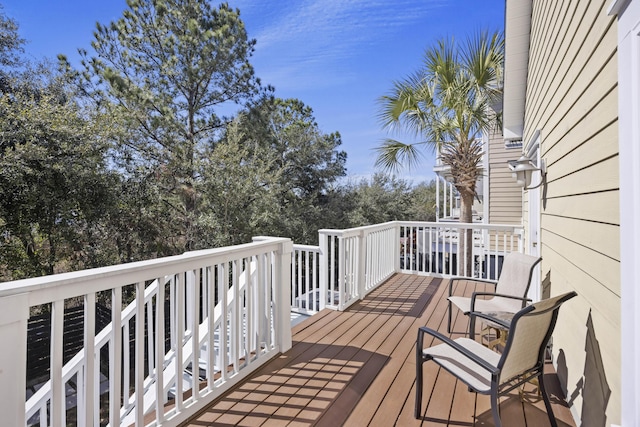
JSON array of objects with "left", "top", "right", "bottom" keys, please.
[
  {"left": 304, "top": 249, "right": 310, "bottom": 311},
  {"left": 245, "top": 257, "right": 253, "bottom": 366},
  {"left": 94, "top": 340, "right": 101, "bottom": 427},
  {"left": 221, "top": 262, "right": 229, "bottom": 381},
  {"left": 84, "top": 292, "right": 96, "bottom": 427},
  {"left": 257, "top": 253, "right": 266, "bottom": 355},
  {"left": 170, "top": 276, "right": 176, "bottom": 355},
  {"left": 337, "top": 236, "right": 345, "bottom": 310},
  {"left": 123, "top": 315, "right": 130, "bottom": 411},
  {"left": 297, "top": 250, "right": 302, "bottom": 311},
  {"left": 266, "top": 253, "right": 274, "bottom": 348},
  {"left": 330, "top": 235, "right": 336, "bottom": 308},
  {"left": 175, "top": 272, "right": 184, "bottom": 413},
  {"left": 206, "top": 266, "right": 215, "bottom": 391},
  {"left": 39, "top": 405, "right": 46, "bottom": 427},
  {"left": 109, "top": 287, "right": 122, "bottom": 427},
  {"left": 51, "top": 299, "right": 64, "bottom": 427},
  {"left": 147, "top": 293, "right": 155, "bottom": 382},
  {"left": 234, "top": 259, "right": 242, "bottom": 371},
  {"left": 135, "top": 281, "right": 145, "bottom": 426},
  {"left": 155, "top": 276, "right": 165, "bottom": 424},
  {"left": 191, "top": 268, "right": 201, "bottom": 401}
]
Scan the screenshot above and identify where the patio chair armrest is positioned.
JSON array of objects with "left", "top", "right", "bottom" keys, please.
[
  {"left": 417, "top": 326, "right": 499, "bottom": 374},
  {"left": 469, "top": 292, "right": 531, "bottom": 311},
  {"left": 467, "top": 311, "right": 511, "bottom": 329},
  {"left": 448, "top": 277, "right": 497, "bottom": 297}
]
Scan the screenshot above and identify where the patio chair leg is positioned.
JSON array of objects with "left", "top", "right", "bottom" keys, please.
[
  {"left": 415, "top": 328, "right": 424, "bottom": 419},
  {"left": 490, "top": 388, "right": 502, "bottom": 427},
  {"left": 469, "top": 314, "right": 476, "bottom": 340},
  {"left": 538, "top": 372, "right": 558, "bottom": 427},
  {"left": 415, "top": 360, "right": 423, "bottom": 418},
  {"left": 447, "top": 300, "right": 452, "bottom": 333}
]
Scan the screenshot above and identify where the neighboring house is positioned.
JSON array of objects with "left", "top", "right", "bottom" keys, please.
[
  {"left": 504, "top": 0, "right": 640, "bottom": 425},
  {"left": 434, "top": 115, "right": 523, "bottom": 224}
]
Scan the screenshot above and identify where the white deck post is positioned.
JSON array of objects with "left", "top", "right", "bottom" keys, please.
[
  {"left": 0, "top": 293, "right": 28, "bottom": 427},
  {"left": 394, "top": 222, "right": 401, "bottom": 273},
  {"left": 357, "top": 230, "right": 366, "bottom": 298},
  {"left": 276, "top": 239, "right": 293, "bottom": 352},
  {"left": 318, "top": 231, "right": 328, "bottom": 311},
  {"left": 436, "top": 177, "right": 441, "bottom": 221}
]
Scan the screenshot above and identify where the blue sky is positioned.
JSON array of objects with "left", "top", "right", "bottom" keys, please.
[{"left": 2, "top": 0, "right": 504, "bottom": 184}]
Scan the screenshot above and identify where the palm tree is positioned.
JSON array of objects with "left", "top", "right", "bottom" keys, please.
[{"left": 376, "top": 30, "right": 504, "bottom": 275}]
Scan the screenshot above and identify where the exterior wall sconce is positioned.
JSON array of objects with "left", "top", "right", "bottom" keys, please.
[{"left": 507, "top": 156, "right": 546, "bottom": 190}]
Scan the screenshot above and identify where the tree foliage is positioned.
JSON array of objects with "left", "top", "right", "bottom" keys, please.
[
  {"left": 75, "top": 0, "right": 266, "bottom": 251},
  {"left": 0, "top": 5, "right": 439, "bottom": 282},
  {"left": 0, "top": 5, "right": 23, "bottom": 68},
  {"left": 0, "top": 66, "right": 117, "bottom": 279},
  {"left": 200, "top": 98, "right": 347, "bottom": 246}
]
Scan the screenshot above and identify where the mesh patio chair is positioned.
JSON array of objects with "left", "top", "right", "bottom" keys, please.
[
  {"left": 415, "top": 291, "right": 577, "bottom": 427},
  {"left": 447, "top": 252, "right": 542, "bottom": 334}
]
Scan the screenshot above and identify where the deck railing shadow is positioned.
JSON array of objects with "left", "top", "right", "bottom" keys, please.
[
  {"left": 189, "top": 344, "right": 389, "bottom": 426},
  {"left": 346, "top": 277, "right": 442, "bottom": 318}
]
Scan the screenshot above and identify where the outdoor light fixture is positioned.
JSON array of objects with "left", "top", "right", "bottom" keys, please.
[{"left": 507, "top": 155, "right": 546, "bottom": 190}]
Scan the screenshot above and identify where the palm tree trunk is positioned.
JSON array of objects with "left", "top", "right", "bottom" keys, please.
[{"left": 458, "top": 191, "right": 475, "bottom": 276}]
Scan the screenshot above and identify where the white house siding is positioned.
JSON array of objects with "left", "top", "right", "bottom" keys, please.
[{"left": 520, "top": 0, "right": 620, "bottom": 425}]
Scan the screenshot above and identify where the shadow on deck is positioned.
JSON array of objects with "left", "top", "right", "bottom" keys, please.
[{"left": 184, "top": 274, "right": 576, "bottom": 426}]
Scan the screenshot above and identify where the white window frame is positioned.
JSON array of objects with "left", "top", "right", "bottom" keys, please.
[{"left": 524, "top": 131, "right": 542, "bottom": 302}]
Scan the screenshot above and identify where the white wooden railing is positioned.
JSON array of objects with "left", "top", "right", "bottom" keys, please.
[
  {"left": 0, "top": 221, "right": 523, "bottom": 427},
  {"left": 0, "top": 237, "right": 293, "bottom": 427},
  {"left": 291, "top": 221, "right": 522, "bottom": 313},
  {"left": 317, "top": 222, "right": 398, "bottom": 311},
  {"left": 397, "top": 221, "right": 524, "bottom": 280},
  {"left": 291, "top": 244, "right": 321, "bottom": 314}
]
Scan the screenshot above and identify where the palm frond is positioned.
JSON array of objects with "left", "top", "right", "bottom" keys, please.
[
  {"left": 462, "top": 30, "right": 504, "bottom": 90},
  {"left": 377, "top": 72, "right": 432, "bottom": 137},
  {"left": 374, "top": 139, "right": 424, "bottom": 173}
]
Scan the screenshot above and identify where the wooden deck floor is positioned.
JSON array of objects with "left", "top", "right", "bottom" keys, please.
[{"left": 185, "top": 274, "right": 577, "bottom": 426}]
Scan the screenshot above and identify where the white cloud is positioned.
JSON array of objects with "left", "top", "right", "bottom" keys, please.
[{"left": 232, "top": 0, "right": 447, "bottom": 91}]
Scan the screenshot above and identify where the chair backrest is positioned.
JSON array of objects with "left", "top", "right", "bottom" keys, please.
[
  {"left": 497, "top": 291, "right": 577, "bottom": 382},
  {"left": 494, "top": 252, "right": 542, "bottom": 298}
]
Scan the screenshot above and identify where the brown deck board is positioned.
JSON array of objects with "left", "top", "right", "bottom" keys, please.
[{"left": 184, "top": 274, "right": 576, "bottom": 427}]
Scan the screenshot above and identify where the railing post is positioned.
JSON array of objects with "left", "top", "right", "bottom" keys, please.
[
  {"left": 357, "top": 230, "right": 366, "bottom": 298},
  {"left": 394, "top": 222, "right": 401, "bottom": 273},
  {"left": 0, "top": 293, "right": 28, "bottom": 427},
  {"left": 318, "top": 231, "right": 328, "bottom": 311},
  {"left": 276, "top": 239, "right": 293, "bottom": 353},
  {"left": 337, "top": 236, "right": 346, "bottom": 310},
  {"left": 517, "top": 228, "right": 525, "bottom": 253}
]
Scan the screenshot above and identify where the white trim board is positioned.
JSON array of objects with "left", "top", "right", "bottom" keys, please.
[{"left": 610, "top": 0, "right": 640, "bottom": 425}]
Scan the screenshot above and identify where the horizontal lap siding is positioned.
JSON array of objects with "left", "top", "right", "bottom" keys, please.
[
  {"left": 523, "top": 0, "right": 619, "bottom": 425},
  {"left": 488, "top": 129, "right": 523, "bottom": 224}
]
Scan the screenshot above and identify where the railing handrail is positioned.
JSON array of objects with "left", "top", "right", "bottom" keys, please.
[
  {"left": 318, "top": 220, "right": 397, "bottom": 237},
  {"left": 0, "top": 237, "right": 290, "bottom": 304},
  {"left": 320, "top": 220, "right": 523, "bottom": 237},
  {"left": 396, "top": 220, "right": 523, "bottom": 232}
]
